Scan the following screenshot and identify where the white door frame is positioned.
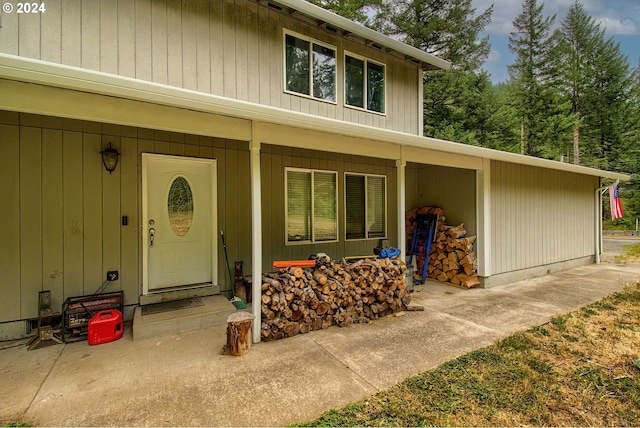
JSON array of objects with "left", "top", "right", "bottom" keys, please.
[{"left": 141, "top": 153, "right": 218, "bottom": 295}]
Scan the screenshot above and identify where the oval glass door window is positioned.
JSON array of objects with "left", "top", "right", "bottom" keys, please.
[{"left": 167, "top": 176, "right": 194, "bottom": 236}]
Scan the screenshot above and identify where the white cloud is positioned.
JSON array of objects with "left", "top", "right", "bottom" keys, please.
[
  {"left": 596, "top": 17, "right": 638, "bottom": 35},
  {"left": 486, "top": 48, "right": 502, "bottom": 63},
  {"left": 474, "top": 0, "right": 640, "bottom": 37},
  {"left": 474, "top": 0, "right": 640, "bottom": 83},
  {"left": 473, "top": 0, "right": 520, "bottom": 35}
]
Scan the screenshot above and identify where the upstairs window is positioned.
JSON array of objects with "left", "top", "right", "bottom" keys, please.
[
  {"left": 345, "top": 173, "right": 386, "bottom": 240},
  {"left": 285, "top": 32, "right": 336, "bottom": 103},
  {"left": 345, "top": 52, "right": 386, "bottom": 114},
  {"left": 286, "top": 168, "right": 338, "bottom": 244}
]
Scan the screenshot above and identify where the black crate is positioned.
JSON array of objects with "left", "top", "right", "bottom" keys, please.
[{"left": 61, "top": 291, "right": 124, "bottom": 343}]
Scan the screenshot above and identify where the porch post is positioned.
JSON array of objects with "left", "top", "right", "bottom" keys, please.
[
  {"left": 476, "top": 158, "right": 491, "bottom": 279},
  {"left": 249, "top": 128, "right": 262, "bottom": 343},
  {"left": 418, "top": 69, "right": 424, "bottom": 137},
  {"left": 396, "top": 147, "right": 406, "bottom": 260}
]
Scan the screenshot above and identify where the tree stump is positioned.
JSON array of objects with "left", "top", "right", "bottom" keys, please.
[{"left": 222, "top": 311, "right": 255, "bottom": 356}]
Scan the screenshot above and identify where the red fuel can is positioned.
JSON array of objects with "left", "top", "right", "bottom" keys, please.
[{"left": 88, "top": 310, "right": 123, "bottom": 345}]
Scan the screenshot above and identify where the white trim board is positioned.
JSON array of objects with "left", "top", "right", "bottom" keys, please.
[
  {"left": 267, "top": 0, "right": 451, "bottom": 71},
  {"left": 0, "top": 54, "right": 630, "bottom": 181}
]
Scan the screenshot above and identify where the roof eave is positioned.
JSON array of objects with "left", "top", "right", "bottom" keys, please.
[
  {"left": 411, "top": 137, "right": 631, "bottom": 181},
  {"left": 266, "top": 0, "right": 451, "bottom": 71},
  {"left": 0, "top": 53, "right": 628, "bottom": 182}
]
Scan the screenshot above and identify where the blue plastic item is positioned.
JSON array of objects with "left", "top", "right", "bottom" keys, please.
[
  {"left": 376, "top": 247, "right": 400, "bottom": 258},
  {"left": 407, "top": 214, "right": 438, "bottom": 284}
]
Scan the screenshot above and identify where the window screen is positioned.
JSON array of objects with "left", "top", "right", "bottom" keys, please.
[
  {"left": 345, "top": 55, "right": 365, "bottom": 108},
  {"left": 285, "top": 33, "right": 336, "bottom": 102},
  {"left": 345, "top": 174, "right": 365, "bottom": 239},
  {"left": 285, "top": 34, "right": 310, "bottom": 96},
  {"left": 312, "top": 44, "right": 336, "bottom": 102},
  {"left": 286, "top": 169, "right": 337, "bottom": 244},
  {"left": 367, "top": 176, "right": 385, "bottom": 238},
  {"left": 345, "top": 54, "right": 385, "bottom": 114},
  {"left": 286, "top": 170, "right": 311, "bottom": 242},
  {"left": 345, "top": 174, "right": 386, "bottom": 240},
  {"left": 313, "top": 171, "right": 337, "bottom": 241},
  {"left": 367, "top": 62, "right": 385, "bottom": 113}
]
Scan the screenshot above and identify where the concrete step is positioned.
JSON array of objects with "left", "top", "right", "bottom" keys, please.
[{"left": 132, "top": 295, "right": 237, "bottom": 341}]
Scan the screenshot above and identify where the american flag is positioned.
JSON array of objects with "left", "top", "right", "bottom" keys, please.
[{"left": 609, "top": 185, "right": 624, "bottom": 220}]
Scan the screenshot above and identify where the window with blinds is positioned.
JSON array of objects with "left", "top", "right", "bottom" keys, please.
[
  {"left": 345, "top": 173, "right": 386, "bottom": 240},
  {"left": 286, "top": 168, "right": 337, "bottom": 244},
  {"left": 367, "top": 176, "right": 386, "bottom": 238}
]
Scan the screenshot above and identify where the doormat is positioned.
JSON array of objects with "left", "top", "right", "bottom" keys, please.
[{"left": 141, "top": 297, "right": 204, "bottom": 316}]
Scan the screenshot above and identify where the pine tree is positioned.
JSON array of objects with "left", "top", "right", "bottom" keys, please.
[
  {"left": 552, "top": 1, "right": 632, "bottom": 168},
  {"left": 552, "top": 1, "right": 599, "bottom": 165},
  {"left": 377, "top": 0, "right": 492, "bottom": 70},
  {"left": 583, "top": 35, "right": 632, "bottom": 170},
  {"left": 372, "top": 0, "right": 493, "bottom": 141},
  {"left": 307, "top": 0, "right": 383, "bottom": 25},
  {"left": 507, "top": 0, "right": 572, "bottom": 159}
]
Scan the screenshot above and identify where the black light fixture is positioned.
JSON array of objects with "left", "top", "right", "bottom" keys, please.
[{"left": 100, "top": 143, "right": 120, "bottom": 174}]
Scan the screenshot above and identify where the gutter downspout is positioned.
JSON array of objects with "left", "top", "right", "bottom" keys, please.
[{"left": 595, "top": 178, "right": 619, "bottom": 263}]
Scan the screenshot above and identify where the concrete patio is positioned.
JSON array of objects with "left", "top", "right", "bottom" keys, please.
[{"left": 2, "top": 260, "right": 639, "bottom": 427}]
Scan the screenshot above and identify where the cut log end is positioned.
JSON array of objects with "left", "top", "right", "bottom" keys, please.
[{"left": 222, "top": 311, "right": 255, "bottom": 356}]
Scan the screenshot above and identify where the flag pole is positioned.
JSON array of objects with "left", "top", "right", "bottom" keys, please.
[{"left": 595, "top": 179, "right": 619, "bottom": 264}]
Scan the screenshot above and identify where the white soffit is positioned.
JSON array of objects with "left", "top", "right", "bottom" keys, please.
[
  {"left": 264, "top": 0, "right": 451, "bottom": 71},
  {"left": 0, "top": 54, "right": 630, "bottom": 182}
]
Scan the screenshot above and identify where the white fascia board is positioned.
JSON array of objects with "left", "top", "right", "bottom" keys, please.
[
  {"left": 0, "top": 53, "right": 630, "bottom": 182},
  {"left": 270, "top": 0, "right": 451, "bottom": 71}
]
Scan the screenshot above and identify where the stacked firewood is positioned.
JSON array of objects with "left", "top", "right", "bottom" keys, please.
[
  {"left": 406, "top": 206, "right": 480, "bottom": 289},
  {"left": 428, "top": 223, "right": 480, "bottom": 288},
  {"left": 261, "top": 257, "right": 409, "bottom": 341},
  {"left": 405, "top": 206, "right": 445, "bottom": 238}
]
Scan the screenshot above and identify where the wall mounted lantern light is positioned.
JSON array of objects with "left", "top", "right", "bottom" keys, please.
[{"left": 100, "top": 143, "right": 120, "bottom": 174}]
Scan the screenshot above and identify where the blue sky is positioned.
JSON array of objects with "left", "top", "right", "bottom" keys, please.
[{"left": 472, "top": 0, "right": 640, "bottom": 83}]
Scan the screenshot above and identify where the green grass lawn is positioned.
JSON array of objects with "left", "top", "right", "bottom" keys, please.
[
  {"left": 295, "top": 281, "right": 640, "bottom": 427},
  {"left": 623, "top": 243, "right": 640, "bottom": 260}
]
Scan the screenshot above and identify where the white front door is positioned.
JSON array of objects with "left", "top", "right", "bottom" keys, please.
[{"left": 142, "top": 154, "right": 217, "bottom": 294}]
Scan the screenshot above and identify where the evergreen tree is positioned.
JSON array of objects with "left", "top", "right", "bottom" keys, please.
[
  {"left": 612, "top": 63, "right": 640, "bottom": 226},
  {"left": 583, "top": 35, "right": 632, "bottom": 170},
  {"left": 307, "top": 0, "right": 383, "bottom": 25},
  {"left": 377, "top": 0, "right": 492, "bottom": 70},
  {"left": 507, "top": 0, "right": 572, "bottom": 159},
  {"left": 372, "top": 0, "right": 493, "bottom": 141},
  {"left": 484, "top": 82, "right": 521, "bottom": 152},
  {"left": 552, "top": 1, "right": 599, "bottom": 165},
  {"left": 552, "top": 1, "right": 632, "bottom": 168}
]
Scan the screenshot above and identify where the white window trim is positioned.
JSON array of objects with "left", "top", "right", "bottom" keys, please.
[
  {"left": 285, "top": 167, "right": 339, "bottom": 246},
  {"left": 344, "top": 172, "right": 388, "bottom": 241},
  {"left": 283, "top": 29, "right": 338, "bottom": 105},
  {"left": 343, "top": 51, "right": 387, "bottom": 116}
]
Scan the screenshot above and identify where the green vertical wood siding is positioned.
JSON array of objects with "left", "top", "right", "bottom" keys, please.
[
  {"left": 0, "top": 111, "right": 250, "bottom": 322},
  {"left": 260, "top": 144, "right": 398, "bottom": 273}
]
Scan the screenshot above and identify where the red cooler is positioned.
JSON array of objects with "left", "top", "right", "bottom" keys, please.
[{"left": 88, "top": 310, "right": 123, "bottom": 345}]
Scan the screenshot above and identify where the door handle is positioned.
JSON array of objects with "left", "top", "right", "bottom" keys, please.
[{"left": 149, "top": 228, "right": 155, "bottom": 248}]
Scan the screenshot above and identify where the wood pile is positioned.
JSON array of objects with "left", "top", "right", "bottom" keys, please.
[
  {"left": 406, "top": 206, "right": 480, "bottom": 289},
  {"left": 261, "top": 257, "right": 409, "bottom": 341}
]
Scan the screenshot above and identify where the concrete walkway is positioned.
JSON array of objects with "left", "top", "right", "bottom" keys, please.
[{"left": 2, "top": 261, "right": 640, "bottom": 427}]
